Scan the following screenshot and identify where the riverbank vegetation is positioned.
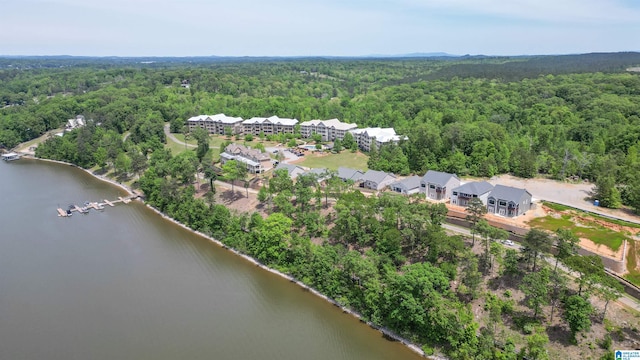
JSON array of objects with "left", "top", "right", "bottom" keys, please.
[{"left": 4, "top": 54, "right": 640, "bottom": 358}]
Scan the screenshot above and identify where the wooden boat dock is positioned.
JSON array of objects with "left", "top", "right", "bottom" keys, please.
[{"left": 57, "top": 194, "right": 138, "bottom": 217}]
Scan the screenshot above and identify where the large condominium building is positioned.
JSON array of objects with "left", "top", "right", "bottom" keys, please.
[
  {"left": 187, "top": 114, "right": 244, "bottom": 135},
  {"left": 220, "top": 143, "right": 273, "bottom": 174},
  {"left": 349, "top": 127, "right": 404, "bottom": 152},
  {"left": 242, "top": 116, "right": 298, "bottom": 136},
  {"left": 299, "top": 119, "right": 358, "bottom": 142}
]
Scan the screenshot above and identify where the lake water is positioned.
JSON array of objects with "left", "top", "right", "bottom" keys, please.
[{"left": 0, "top": 159, "right": 422, "bottom": 360}]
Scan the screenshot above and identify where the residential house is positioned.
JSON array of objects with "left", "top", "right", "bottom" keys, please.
[
  {"left": 66, "top": 115, "right": 86, "bottom": 131},
  {"left": 389, "top": 175, "right": 422, "bottom": 195},
  {"left": 420, "top": 170, "right": 460, "bottom": 201},
  {"left": 487, "top": 185, "right": 532, "bottom": 217},
  {"left": 220, "top": 144, "right": 272, "bottom": 174},
  {"left": 337, "top": 167, "right": 364, "bottom": 183},
  {"left": 187, "top": 114, "right": 244, "bottom": 135},
  {"left": 302, "top": 168, "right": 331, "bottom": 183},
  {"left": 299, "top": 119, "right": 358, "bottom": 141},
  {"left": 360, "top": 170, "right": 396, "bottom": 191},
  {"left": 274, "top": 163, "right": 306, "bottom": 180},
  {"left": 348, "top": 127, "right": 404, "bottom": 152},
  {"left": 450, "top": 181, "right": 494, "bottom": 206},
  {"left": 242, "top": 116, "right": 298, "bottom": 136}
]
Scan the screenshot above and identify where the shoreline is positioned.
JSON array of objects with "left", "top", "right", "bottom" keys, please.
[{"left": 25, "top": 154, "right": 436, "bottom": 360}]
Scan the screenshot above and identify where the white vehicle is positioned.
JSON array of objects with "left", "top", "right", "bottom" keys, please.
[{"left": 503, "top": 240, "right": 514, "bottom": 246}]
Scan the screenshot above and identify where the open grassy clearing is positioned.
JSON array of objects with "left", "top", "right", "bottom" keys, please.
[
  {"left": 542, "top": 201, "right": 640, "bottom": 229},
  {"left": 296, "top": 151, "right": 369, "bottom": 171},
  {"left": 528, "top": 214, "right": 627, "bottom": 251}
]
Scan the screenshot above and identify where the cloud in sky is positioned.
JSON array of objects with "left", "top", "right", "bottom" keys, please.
[{"left": 0, "top": 0, "right": 638, "bottom": 56}]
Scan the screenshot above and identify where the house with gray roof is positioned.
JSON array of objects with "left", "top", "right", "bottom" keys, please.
[
  {"left": 420, "top": 170, "right": 460, "bottom": 201},
  {"left": 337, "top": 167, "right": 364, "bottom": 183},
  {"left": 274, "top": 163, "right": 305, "bottom": 180},
  {"left": 221, "top": 143, "right": 272, "bottom": 174},
  {"left": 389, "top": 175, "right": 422, "bottom": 195},
  {"left": 302, "top": 168, "right": 331, "bottom": 183},
  {"left": 360, "top": 170, "right": 396, "bottom": 191},
  {"left": 487, "top": 184, "right": 532, "bottom": 217},
  {"left": 451, "top": 181, "right": 494, "bottom": 207}
]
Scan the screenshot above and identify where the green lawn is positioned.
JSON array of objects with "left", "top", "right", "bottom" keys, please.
[
  {"left": 296, "top": 151, "right": 369, "bottom": 171},
  {"left": 528, "top": 214, "right": 627, "bottom": 251}
]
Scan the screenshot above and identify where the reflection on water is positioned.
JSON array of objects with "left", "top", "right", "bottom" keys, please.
[{"left": 0, "top": 159, "right": 422, "bottom": 360}]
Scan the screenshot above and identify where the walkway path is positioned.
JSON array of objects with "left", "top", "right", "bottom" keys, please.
[{"left": 164, "top": 124, "right": 196, "bottom": 148}]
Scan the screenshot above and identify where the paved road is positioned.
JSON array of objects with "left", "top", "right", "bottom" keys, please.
[
  {"left": 164, "top": 124, "right": 196, "bottom": 148},
  {"left": 442, "top": 221, "right": 640, "bottom": 312}
]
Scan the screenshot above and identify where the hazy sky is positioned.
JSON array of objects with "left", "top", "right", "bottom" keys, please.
[{"left": 1, "top": 0, "right": 639, "bottom": 56}]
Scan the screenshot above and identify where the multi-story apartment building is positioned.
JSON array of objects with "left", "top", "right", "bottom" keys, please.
[
  {"left": 299, "top": 119, "right": 358, "bottom": 141},
  {"left": 186, "top": 114, "right": 244, "bottom": 135},
  {"left": 242, "top": 116, "right": 298, "bottom": 136},
  {"left": 348, "top": 127, "right": 404, "bottom": 152}
]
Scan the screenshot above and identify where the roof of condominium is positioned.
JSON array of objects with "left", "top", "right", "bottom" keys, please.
[
  {"left": 223, "top": 143, "right": 270, "bottom": 162},
  {"left": 299, "top": 118, "right": 358, "bottom": 131},
  {"left": 187, "top": 114, "right": 243, "bottom": 124},
  {"left": 421, "top": 170, "right": 460, "bottom": 186},
  {"left": 361, "top": 169, "right": 396, "bottom": 184},
  {"left": 390, "top": 175, "right": 422, "bottom": 190},
  {"left": 242, "top": 115, "right": 298, "bottom": 126},
  {"left": 337, "top": 167, "right": 364, "bottom": 181},
  {"left": 349, "top": 127, "right": 403, "bottom": 143},
  {"left": 452, "top": 181, "right": 494, "bottom": 195},
  {"left": 488, "top": 184, "right": 532, "bottom": 202}
]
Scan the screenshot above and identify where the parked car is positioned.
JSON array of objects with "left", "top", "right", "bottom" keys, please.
[{"left": 502, "top": 240, "right": 514, "bottom": 246}]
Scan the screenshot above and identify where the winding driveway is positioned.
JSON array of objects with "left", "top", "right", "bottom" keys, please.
[{"left": 164, "top": 124, "right": 196, "bottom": 148}]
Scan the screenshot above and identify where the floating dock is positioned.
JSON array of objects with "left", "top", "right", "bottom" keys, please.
[{"left": 57, "top": 195, "right": 138, "bottom": 217}]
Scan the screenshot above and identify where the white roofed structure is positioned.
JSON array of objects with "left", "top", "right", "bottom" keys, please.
[
  {"left": 349, "top": 127, "right": 405, "bottom": 152},
  {"left": 300, "top": 118, "right": 358, "bottom": 141},
  {"left": 187, "top": 114, "right": 244, "bottom": 135}
]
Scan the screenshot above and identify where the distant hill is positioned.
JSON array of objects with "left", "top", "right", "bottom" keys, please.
[{"left": 425, "top": 52, "right": 640, "bottom": 81}]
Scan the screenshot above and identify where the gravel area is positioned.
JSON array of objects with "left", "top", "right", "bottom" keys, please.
[{"left": 487, "top": 174, "right": 640, "bottom": 224}]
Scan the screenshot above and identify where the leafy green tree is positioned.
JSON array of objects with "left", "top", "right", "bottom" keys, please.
[
  {"left": 597, "top": 277, "right": 623, "bottom": 322},
  {"left": 203, "top": 164, "right": 218, "bottom": 194},
  {"left": 565, "top": 255, "right": 605, "bottom": 296},
  {"left": 222, "top": 159, "right": 240, "bottom": 192},
  {"left": 192, "top": 127, "right": 210, "bottom": 164},
  {"left": 554, "top": 228, "right": 579, "bottom": 272},
  {"left": 594, "top": 174, "right": 622, "bottom": 208},
  {"left": 563, "top": 294, "right": 593, "bottom": 341},
  {"left": 522, "top": 330, "right": 550, "bottom": 360},
  {"left": 465, "top": 197, "right": 487, "bottom": 246},
  {"left": 114, "top": 152, "right": 132, "bottom": 178},
  {"left": 250, "top": 213, "right": 292, "bottom": 265},
  {"left": 333, "top": 138, "right": 342, "bottom": 153},
  {"left": 522, "top": 229, "right": 553, "bottom": 272},
  {"left": 520, "top": 267, "right": 550, "bottom": 320},
  {"left": 342, "top": 131, "right": 356, "bottom": 151}
]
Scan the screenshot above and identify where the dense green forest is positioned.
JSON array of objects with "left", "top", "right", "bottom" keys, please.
[
  {"left": 2, "top": 54, "right": 640, "bottom": 358},
  {"left": 3, "top": 54, "right": 640, "bottom": 210}
]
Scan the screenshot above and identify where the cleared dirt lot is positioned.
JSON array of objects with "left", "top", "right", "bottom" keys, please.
[{"left": 487, "top": 174, "right": 640, "bottom": 224}]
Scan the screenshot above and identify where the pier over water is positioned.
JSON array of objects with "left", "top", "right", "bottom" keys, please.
[{"left": 56, "top": 194, "right": 139, "bottom": 217}]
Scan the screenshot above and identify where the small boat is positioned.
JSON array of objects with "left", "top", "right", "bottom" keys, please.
[{"left": 66, "top": 208, "right": 73, "bottom": 216}]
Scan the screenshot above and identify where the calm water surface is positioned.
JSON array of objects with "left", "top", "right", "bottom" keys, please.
[{"left": 0, "top": 159, "right": 422, "bottom": 360}]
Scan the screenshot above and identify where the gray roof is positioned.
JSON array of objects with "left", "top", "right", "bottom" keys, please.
[
  {"left": 452, "top": 181, "right": 494, "bottom": 196},
  {"left": 390, "top": 175, "right": 422, "bottom": 190},
  {"left": 304, "top": 168, "right": 329, "bottom": 177},
  {"left": 275, "top": 163, "right": 304, "bottom": 176},
  {"left": 361, "top": 170, "right": 395, "bottom": 184},
  {"left": 421, "top": 170, "right": 459, "bottom": 186},
  {"left": 488, "top": 184, "right": 532, "bottom": 203},
  {"left": 337, "top": 167, "right": 364, "bottom": 181}
]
